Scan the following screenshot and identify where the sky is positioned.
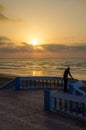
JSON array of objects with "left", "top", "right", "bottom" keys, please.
[{"left": 0, "top": 0, "right": 86, "bottom": 58}]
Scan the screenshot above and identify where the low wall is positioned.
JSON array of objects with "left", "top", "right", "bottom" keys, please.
[{"left": 44, "top": 90, "right": 86, "bottom": 120}]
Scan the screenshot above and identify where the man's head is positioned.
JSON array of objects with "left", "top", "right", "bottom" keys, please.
[{"left": 68, "top": 67, "right": 70, "bottom": 70}]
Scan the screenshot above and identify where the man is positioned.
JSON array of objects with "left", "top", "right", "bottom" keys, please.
[{"left": 63, "top": 67, "right": 73, "bottom": 92}]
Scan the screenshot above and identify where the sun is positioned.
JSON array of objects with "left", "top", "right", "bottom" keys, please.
[{"left": 31, "top": 39, "right": 39, "bottom": 46}]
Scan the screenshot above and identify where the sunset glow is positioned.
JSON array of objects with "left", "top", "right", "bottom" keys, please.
[
  {"left": 31, "top": 39, "right": 39, "bottom": 46},
  {"left": 0, "top": 0, "right": 86, "bottom": 58}
]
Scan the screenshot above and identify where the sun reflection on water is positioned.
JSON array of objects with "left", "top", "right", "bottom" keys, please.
[{"left": 32, "top": 70, "right": 43, "bottom": 76}]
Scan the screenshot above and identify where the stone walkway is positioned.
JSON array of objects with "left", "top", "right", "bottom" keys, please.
[{"left": 0, "top": 89, "right": 86, "bottom": 130}]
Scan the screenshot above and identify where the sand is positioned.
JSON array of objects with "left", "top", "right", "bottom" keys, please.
[
  {"left": 0, "top": 74, "right": 86, "bottom": 130},
  {"left": 0, "top": 74, "right": 15, "bottom": 86}
]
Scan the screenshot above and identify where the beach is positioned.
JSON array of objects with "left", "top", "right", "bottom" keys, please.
[
  {"left": 0, "top": 74, "right": 86, "bottom": 130},
  {"left": 0, "top": 74, "right": 15, "bottom": 86}
]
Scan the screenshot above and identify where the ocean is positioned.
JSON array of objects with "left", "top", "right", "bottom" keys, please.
[{"left": 0, "top": 58, "right": 86, "bottom": 80}]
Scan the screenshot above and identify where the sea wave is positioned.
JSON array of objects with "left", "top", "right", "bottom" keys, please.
[{"left": 0, "top": 58, "right": 86, "bottom": 80}]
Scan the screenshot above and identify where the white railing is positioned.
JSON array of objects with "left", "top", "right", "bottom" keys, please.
[
  {"left": 0, "top": 76, "right": 78, "bottom": 91},
  {"left": 44, "top": 90, "right": 86, "bottom": 120},
  {"left": 15, "top": 76, "right": 64, "bottom": 90},
  {"left": 0, "top": 79, "right": 15, "bottom": 89},
  {"left": 73, "top": 87, "right": 86, "bottom": 96},
  {"left": 68, "top": 80, "right": 86, "bottom": 96}
]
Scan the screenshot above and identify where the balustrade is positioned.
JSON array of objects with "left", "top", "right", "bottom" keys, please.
[
  {"left": 44, "top": 90, "right": 86, "bottom": 120},
  {"left": 15, "top": 76, "right": 64, "bottom": 90}
]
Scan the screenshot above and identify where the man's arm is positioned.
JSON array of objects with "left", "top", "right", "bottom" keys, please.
[{"left": 69, "top": 71, "right": 73, "bottom": 79}]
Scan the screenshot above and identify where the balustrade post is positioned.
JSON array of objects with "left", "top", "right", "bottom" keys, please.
[
  {"left": 44, "top": 90, "right": 51, "bottom": 110},
  {"left": 26, "top": 80, "right": 28, "bottom": 89},
  {"left": 55, "top": 97, "right": 57, "bottom": 110},
  {"left": 34, "top": 80, "right": 36, "bottom": 89},
  {"left": 76, "top": 102, "right": 79, "bottom": 115},
  {"left": 65, "top": 100, "right": 67, "bottom": 112},
  {"left": 82, "top": 103, "right": 85, "bottom": 117},
  {"left": 42, "top": 80, "right": 44, "bottom": 88},
  {"left": 70, "top": 101, "right": 73, "bottom": 113},
  {"left": 29, "top": 80, "right": 32, "bottom": 89},
  {"left": 15, "top": 77, "right": 20, "bottom": 90},
  {"left": 59, "top": 98, "right": 62, "bottom": 111},
  {"left": 46, "top": 80, "right": 48, "bottom": 88}
]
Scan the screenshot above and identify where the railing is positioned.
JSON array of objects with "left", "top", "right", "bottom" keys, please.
[
  {"left": 44, "top": 90, "right": 86, "bottom": 120},
  {"left": 68, "top": 80, "right": 86, "bottom": 96},
  {"left": 73, "top": 87, "right": 86, "bottom": 96},
  {"left": 15, "top": 76, "right": 64, "bottom": 90},
  {"left": 0, "top": 76, "right": 78, "bottom": 91},
  {"left": 0, "top": 79, "right": 15, "bottom": 89}
]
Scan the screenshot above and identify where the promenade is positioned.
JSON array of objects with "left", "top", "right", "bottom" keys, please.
[{"left": 0, "top": 89, "right": 86, "bottom": 130}]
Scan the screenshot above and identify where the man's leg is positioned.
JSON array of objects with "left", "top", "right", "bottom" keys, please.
[{"left": 64, "top": 78, "right": 68, "bottom": 92}]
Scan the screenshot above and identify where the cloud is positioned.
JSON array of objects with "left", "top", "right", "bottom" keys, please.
[
  {"left": 0, "top": 5, "right": 7, "bottom": 11},
  {"left": 0, "top": 4, "right": 22, "bottom": 22},
  {"left": 41, "top": 44, "right": 66, "bottom": 52},
  {"left": 0, "top": 12, "right": 9, "bottom": 21},
  {"left": 0, "top": 36, "right": 11, "bottom": 42},
  {"left": 0, "top": 4, "right": 10, "bottom": 21},
  {"left": 68, "top": 45, "right": 86, "bottom": 51},
  {"left": 0, "top": 37, "right": 34, "bottom": 53},
  {"left": 17, "top": 42, "right": 34, "bottom": 52},
  {"left": 0, "top": 36, "right": 14, "bottom": 46},
  {"left": 40, "top": 44, "right": 86, "bottom": 54},
  {"left": 0, "top": 36, "right": 86, "bottom": 58},
  {"left": 0, "top": 36, "right": 17, "bottom": 53}
]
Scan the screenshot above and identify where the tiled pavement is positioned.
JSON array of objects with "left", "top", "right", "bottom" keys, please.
[{"left": 0, "top": 89, "right": 86, "bottom": 130}]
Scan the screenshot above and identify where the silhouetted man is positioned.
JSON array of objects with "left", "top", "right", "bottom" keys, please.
[{"left": 63, "top": 67, "right": 73, "bottom": 92}]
